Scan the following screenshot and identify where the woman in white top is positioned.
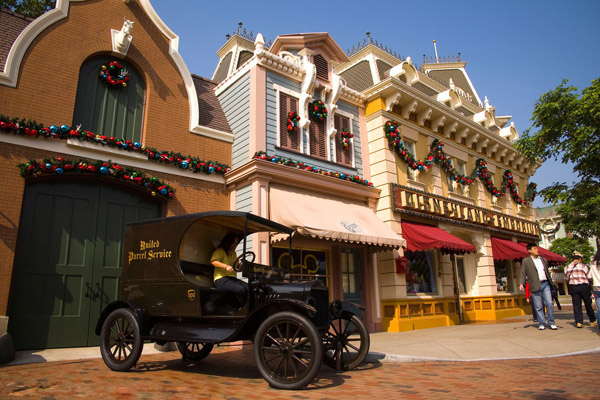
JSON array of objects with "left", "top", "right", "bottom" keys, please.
[{"left": 588, "top": 250, "right": 600, "bottom": 335}]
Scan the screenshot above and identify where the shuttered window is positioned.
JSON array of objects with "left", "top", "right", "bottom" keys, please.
[
  {"left": 334, "top": 114, "right": 352, "bottom": 166},
  {"left": 72, "top": 56, "right": 145, "bottom": 143},
  {"left": 314, "top": 54, "right": 329, "bottom": 81},
  {"left": 279, "top": 92, "right": 300, "bottom": 151},
  {"left": 309, "top": 118, "right": 327, "bottom": 159}
]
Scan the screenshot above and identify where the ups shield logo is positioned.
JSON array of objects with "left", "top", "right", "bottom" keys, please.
[{"left": 187, "top": 289, "right": 196, "bottom": 301}]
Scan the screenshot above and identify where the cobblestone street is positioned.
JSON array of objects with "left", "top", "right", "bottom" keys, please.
[{"left": 1, "top": 346, "right": 598, "bottom": 399}]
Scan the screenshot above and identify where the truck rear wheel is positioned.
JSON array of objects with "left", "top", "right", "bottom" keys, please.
[
  {"left": 176, "top": 342, "right": 213, "bottom": 361},
  {"left": 100, "top": 308, "right": 143, "bottom": 371}
]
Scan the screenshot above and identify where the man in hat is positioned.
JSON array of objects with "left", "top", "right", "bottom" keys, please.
[
  {"left": 564, "top": 251, "right": 596, "bottom": 328},
  {"left": 519, "top": 243, "right": 557, "bottom": 330}
]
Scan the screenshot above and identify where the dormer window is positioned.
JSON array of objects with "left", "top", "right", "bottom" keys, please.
[{"left": 314, "top": 54, "right": 329, "bottom": 81}]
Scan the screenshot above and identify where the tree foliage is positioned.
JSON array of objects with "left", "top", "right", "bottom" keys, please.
[
  {"left": 516, "top": 79, "right": 600, "bottom": 247},
  {"left": 549, "top": 237, "right": 595, "bottom": 264},
  {"left": 0, "top": 0, "right": 55, "bottom": 18}
]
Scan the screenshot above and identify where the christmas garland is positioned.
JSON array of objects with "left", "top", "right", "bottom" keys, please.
[
  {"left": 540, "top": 223, "right": 561, "bottom": 235},
  {"left": 253, "top": 151, "right": 373, "bottom": 187},
  {"left": 309, "top": 100, "right": 327, "bottom": 122},
  {"left": 99, "top": 60, "right": 129, "bottom": 88},
  {"left": 19, "top": 157, "right": 175, "bottom": 198},
  {"left": 287, "top": 111, "right": 300, "bottom": 134},
  {"left": 384, "top": 120, "right": 537, "bottom": 205},
  {"left": 340, "top": 129, "right": 353, "bottom": 151},
  {"left": 0, "top": 115, "right": 230, "bottom": 176}
]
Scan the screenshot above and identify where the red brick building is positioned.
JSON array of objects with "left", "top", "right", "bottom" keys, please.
[{"left": 0, "top": 0, "right": 232, "bottom": 350}]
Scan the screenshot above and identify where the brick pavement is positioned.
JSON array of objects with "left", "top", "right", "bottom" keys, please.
[{"left": 1, "top": 346, "right": 599, "bottom": 399}]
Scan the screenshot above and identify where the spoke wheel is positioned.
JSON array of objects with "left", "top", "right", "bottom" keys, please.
[
  {"left": 176, "top": 341, "right": 213, "bottom": 361},
  {"left": 254, "top": 311, "right": 322, "bottom": 390},
  {"left": 323, "top": 312, "right": 370, "bottom": 371},
  {"left": 100, "top": 308, "right": 143, "bottom": 371}
]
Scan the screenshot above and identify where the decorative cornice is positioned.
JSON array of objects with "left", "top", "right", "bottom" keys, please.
[{"left": 225, "top": 158, "right": 380, "bottom": 205}]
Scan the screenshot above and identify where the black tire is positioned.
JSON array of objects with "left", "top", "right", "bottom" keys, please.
[
  {"left": 254, "top": 311, "right": 322, "bottom": 390},
  {"left": 100, "top": 308, "right": 143, "bottom": 371},
  {"left": 176, "top": 342, "right": 214, "bottom": 361},
  {"left": 323, "top": 312, "right": 370, "bottom": 371}
]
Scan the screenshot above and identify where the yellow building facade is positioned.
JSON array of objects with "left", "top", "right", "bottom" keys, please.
[{"left": 336, "top": 42, "right": 541, "bottom": 331}]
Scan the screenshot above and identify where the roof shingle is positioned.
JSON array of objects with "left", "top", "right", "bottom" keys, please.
[
  {"left": 192, "top": 74, "right": 232, "bottom": 134},
  {"left": 0, "top": 9, "right": 33, "bottom": 72}
]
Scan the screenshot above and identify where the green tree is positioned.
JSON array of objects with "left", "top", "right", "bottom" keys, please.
[
  {"left": 1, "top": 0, "right": 55, "bottom": 18},
  {"left": 516, "top": 78, "right": 600, "bottom": 248},
  {"left": 549, "top": 237, "right": 595, "bottom": 264}
]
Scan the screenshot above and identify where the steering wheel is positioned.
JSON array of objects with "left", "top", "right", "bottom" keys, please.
[{"left": 232, "top": 251, "right": 256, "bottom": 272}]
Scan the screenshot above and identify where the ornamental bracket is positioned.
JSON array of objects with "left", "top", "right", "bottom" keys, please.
[{"left": 111, "top": 18, "right": 134, "bottom": 56}]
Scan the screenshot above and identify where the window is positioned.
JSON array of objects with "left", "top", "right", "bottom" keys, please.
[
  {"left": 404, "top": 141, "right": 417, "bottom": 181},
  {"left": 272, "top": 246, "right": 329, "bottom": 288},
  {"left": 73, "top": 56, "right": 145, "bottom": 143},
  {"left": 314, "top": 54, "right": 329, "bottom": 81},
  {"left": 447, "top": 157, "right": 468, "bottom": 196},
  {"left": 334, "top": 114, "right": 352, "bottom": 166},
  {"left": 494, "top": 260, "right": 514, "bottom": 292},
  {"left": 309, "top": 116, "right": 327, "bottom": 159},
  {"left": 406, "top": 250, "right": 437, "bottom": 294},
  {"left": 279, "top": 92, "right": 300, "bottom": 151}
]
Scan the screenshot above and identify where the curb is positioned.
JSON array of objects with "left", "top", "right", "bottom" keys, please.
[{"left": 365, "top": 347, "right": 600, "bottom": 363}]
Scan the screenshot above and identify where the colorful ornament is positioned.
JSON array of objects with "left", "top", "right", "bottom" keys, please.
[
  {"left": 99, "top": 60, "right": 130, "bottom": 88},
  {"left": 287, "top": 111, "right": 300, "bottom": 134},
  {"left": 340, "top": 129, "right": 352, "bottom": 151},
  {"left": 308, "top": 100, "right": 328, "bottom": 122}
]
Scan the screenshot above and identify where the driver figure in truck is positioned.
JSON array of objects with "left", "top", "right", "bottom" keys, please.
[{"left": 210, "top": 233, "right": 248, "bottom": 308}]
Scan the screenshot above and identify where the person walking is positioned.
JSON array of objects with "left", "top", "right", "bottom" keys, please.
[
  {"left": 564, "top": 251, "right": 596, "bottom": 328},
  {"left": 519, "top": 243, "right": 557, "bottom": 330},
  {"left": 586, "top": 250, "right": 600, "bottom": 334}
]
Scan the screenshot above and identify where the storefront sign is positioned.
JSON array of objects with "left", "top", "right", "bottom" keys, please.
[{"left": 392, "top": 184, "right": 539, "bottom": 237}]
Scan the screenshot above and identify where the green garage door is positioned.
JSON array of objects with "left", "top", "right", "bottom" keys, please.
[{"left": 8, "top": 180, "right": 161, "bottom": 350}]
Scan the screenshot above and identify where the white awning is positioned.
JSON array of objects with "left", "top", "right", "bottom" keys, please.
[{"left": 269, "top": 185, "right": 406, "bottom": 249}]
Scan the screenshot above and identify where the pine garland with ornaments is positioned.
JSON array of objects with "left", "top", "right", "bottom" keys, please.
[
  {"left": 540, "top": 223, "right": 561, "bottom": 235},
  {"left": 253, "top": 151, "right": 373, "bottom": 187},
  {"left": 308, "top": 100, "right": 327, "bottom": 122},
  {"left": 99, "top": 60, "right": 129, "bottom": 88},
  {"left": 287, "top": 111, "right": 300, "bottom": 134},
  {"left": 0, "top": 114, "right": 230, "bottom": 176},
  {"left": 340, "top": 129, "right": 353, "bottom": 151},
  {"left": 384, "top": 120, "right": 537, "bottom": 205},
  {"left": 19, "top": 157, "right": 175, "bottom": 199}
]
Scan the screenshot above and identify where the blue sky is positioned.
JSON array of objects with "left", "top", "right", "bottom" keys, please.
[{"left": 150, "top": 0, "right": 600, "bottom": 207}]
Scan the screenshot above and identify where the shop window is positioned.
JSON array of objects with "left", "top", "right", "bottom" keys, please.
[
  {"left": 73, "top": 56, "right": 145, "bottom": 143},
  {"left": 309, "top": 117, "right": 327, "bottom": 159},
  {"left": 406, "top": 250, "right": 437, "bottom": 294},
  {"left": 314, "top": 54, "right": 329, "bottom": 81},
  {"left": 279, "top": 92, "right": 300, "bottom": 151},
  {"left": 494, "top": 260, "right": 514, "bottom": 292},
  {"left": 404, "top": 140, "right": 417, "bottom": 181},
  {"left": 271, "top": 246, "right": 329, "bottom": 287},
  {"left": 447, "top": 157, "right": 468, "bottom": 196},
  {"left": 334, "top": 114, "right": 352, "bottom": 166}
]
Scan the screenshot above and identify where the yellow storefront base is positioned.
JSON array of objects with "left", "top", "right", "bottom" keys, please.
[{"left": 382, "top": 295, "right": 530, "bottom": 332}]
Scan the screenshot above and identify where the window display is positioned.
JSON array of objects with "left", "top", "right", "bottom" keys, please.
[{"left": 406, "top": 250, "right": 437, "bottom": 294}]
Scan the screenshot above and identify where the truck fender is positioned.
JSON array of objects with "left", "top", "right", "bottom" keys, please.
[
  {"left": 329, "top": 299, "right": 364, "bottom": 319},
  {"left": 95, "top": 300, "right": 151, "bottom": 336}
]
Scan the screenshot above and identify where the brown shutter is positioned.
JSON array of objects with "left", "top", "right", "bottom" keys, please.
[
  {"left": 279, "top": 92, "right": 299, "bottom": 151},
  {"left": 314, "top": 54, "right": 329, "bottom": 81},
  {"left": 309, "top": 119, "right": 326, "bottom": 159},
  {"left": 334, "top": 115, "right": 352, "bottom": 166}
]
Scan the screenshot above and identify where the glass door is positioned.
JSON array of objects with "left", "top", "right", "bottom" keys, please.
[{"left": 341, "top": 248, "right": 361, "bottom": 305}]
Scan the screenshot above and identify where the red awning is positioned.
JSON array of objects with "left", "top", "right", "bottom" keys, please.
[
  {"left": 491, "top": 237, "right": 528, "bottom": 261},
  {"left": 401, "top": 221, "right": 476, "bottom": 255}
]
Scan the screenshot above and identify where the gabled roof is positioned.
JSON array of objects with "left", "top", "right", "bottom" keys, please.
[
  {"left": 269, "top": 32, "right": 349, "bottom": 63},
  {"left": 0, "top": 9, "right": 33, "bottom": 72},
  {"left": 425, "top": 67, "right": 481, "bottom": 107},
  {"left": 191, "top": 74, "right": 232, "bottom": 134}
]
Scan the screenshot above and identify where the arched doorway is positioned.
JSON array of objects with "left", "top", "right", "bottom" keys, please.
[{"left": 8, "top": 179, "right": 162, "bottom": 350}]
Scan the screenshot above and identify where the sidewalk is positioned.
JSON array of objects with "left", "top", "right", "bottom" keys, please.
[
  {"left": 4, "top": 309, "right": 599, "bottom": 367},
  {"left": 368, "top": 308, "right": 600, "bottom": 362}
]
